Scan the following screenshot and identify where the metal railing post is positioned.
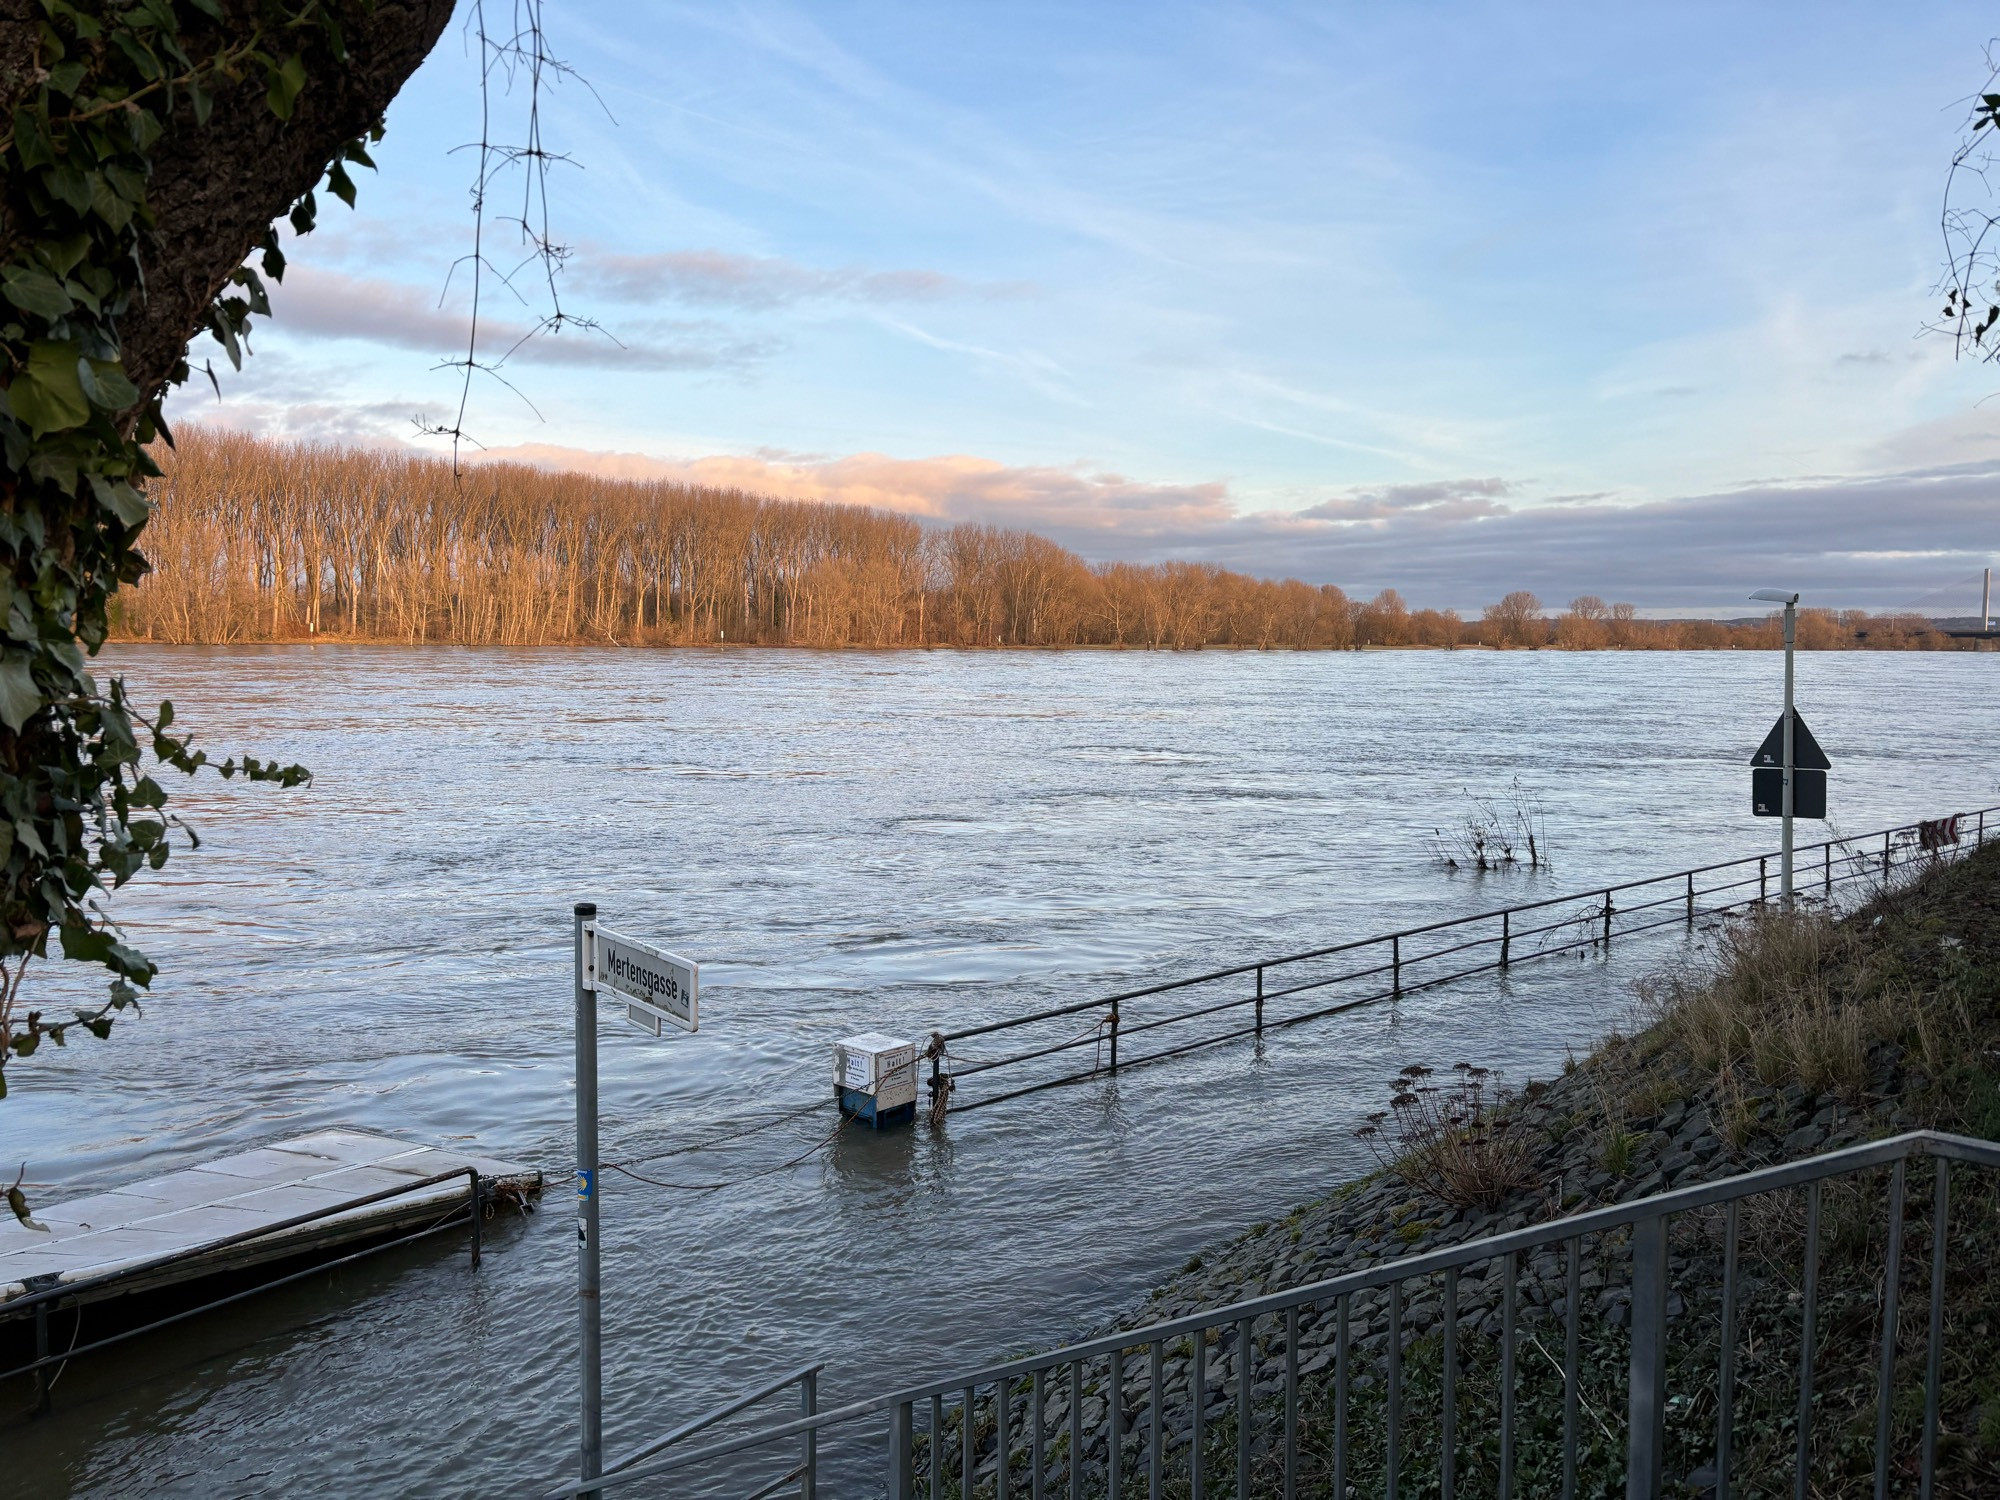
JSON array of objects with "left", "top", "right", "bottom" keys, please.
[
  {"left": 1107, "top": 1005, "right": 1119, "bottom": 1076},
  {"left": 932, "top": 1394, "right": 945, "bottom": 1500},
  {"left": 1627, "top": 1213, "right": 1669, "bottom": 1500},
  {"left": 1391, "top": 934, "right": 1401, "bottom": 996},
  {"left": 1883, "top": 831, "right": 1892, "bottom": 876},
  {"left": 890, "top": 1400, "right": 914, "bottom": 1500},
  {"left": 1601, "top": 892, "right": 1613, "bottom": 946},
  {"left": 468, "top": 1168, "right": 483, "bottom": 1270},
  {"left": 32, "top": 1303, "right": 49, "bottom": 1414},
  {"left": 1873, "top": 1163, "right": 1907, "bottom": 1500},
  {"left": 1686, "top": 872, "right": 1694, "bottom": 927},
  {"left": 1824, "top": 842, "right": 1831, "bottom": 896},
  {"left": 1501, "top": 909, "right": 1511, "bottom": 967},
  {"left": 1254, "top": 966, "right": 1264, "bottom": 1035},
  {"left": 800, "top": 1368, "right": 817, "bottom": 1500},
  {"left": 1759, "top": 857, "right": 1768, "bottom": 904}
]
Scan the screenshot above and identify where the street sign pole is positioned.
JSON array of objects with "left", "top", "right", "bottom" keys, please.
[
  {"left": 1781, "top": 600, "right": 1795, "bottom": 908},
  {"left": 574, "top": 901, "right": 603, "bottom": 1498},
  {"left": 567, "top": 909, "right": 696, "bottom": 1498}
]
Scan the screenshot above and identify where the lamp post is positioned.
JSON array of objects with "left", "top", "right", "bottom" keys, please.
[{"left": 1749, "top": 588, "right": 1800, "bottom": 906}]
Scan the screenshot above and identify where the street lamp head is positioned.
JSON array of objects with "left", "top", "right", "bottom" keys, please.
[{"left": 1749, "top": 588, "right": 1800, "bottom": 605}]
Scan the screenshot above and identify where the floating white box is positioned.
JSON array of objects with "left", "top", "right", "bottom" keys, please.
[{"left": 833, "top": 1033, "right": 918, "bottom": 1109}]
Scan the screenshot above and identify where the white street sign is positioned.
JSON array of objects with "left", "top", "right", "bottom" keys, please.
[{"left": 589, "top": 925, "right": 699, "bottom": 1034}]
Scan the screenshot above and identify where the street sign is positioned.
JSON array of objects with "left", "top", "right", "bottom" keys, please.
[
  {"left": 1753, "top": 766, "right": 1826, "bottom": 819},
  {"left": 590, "top": 926, "right": 699, "bottom": 1034},
  {"left": 1749, "top": 711, "right": 1830, "bottom": 771}
]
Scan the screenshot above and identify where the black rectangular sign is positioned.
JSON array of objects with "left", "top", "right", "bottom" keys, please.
[{"left": 1752, "top": 766, "right": 1826, "bottom": 819}]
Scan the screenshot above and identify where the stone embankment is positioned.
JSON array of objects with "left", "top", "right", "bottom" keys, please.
[{"left": 943, "top": 843, "right": 2000, "bottom": 1496}]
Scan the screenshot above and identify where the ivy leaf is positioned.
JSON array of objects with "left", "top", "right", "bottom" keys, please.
[
  {"left": 266, "top": 53, "right": 308, "bottom": 121},
  {"left": 37, "top": 233, "right": 90, "bottom": 278},
  {"left": 45, "top": 61, "right": 86, "bottom": 98},
  {"left": 3, "top": 265, "right": 74, "bottom": 321},
  {"left": 9, "top": 341, "right": 91, "bottom": 435},
  {"left": 231, "top": 266, "right": 271, "bottom": 317},
  {"left": 87, "top": 473, "right": 150, "bottom": 527},
  {"left": 43, "top": 166, "right": 92, "bottom": 214},
  {"left": 11, "top": 107, "right": 54, "bottom": 169},
  {"left": 58, "top": 921, "right": 112, "bottom": 965},
  {"left": 0, "top": 650, "right": 41, "bottom": 732},
  {"left": 326, "top": 159, "right": 357, "bottom": 208},
  {"left": 187, "top": 0, "right": 224, "bottom": 15},
  {"left": 77, "top": 356, "right": 140, "bottom": 412}
]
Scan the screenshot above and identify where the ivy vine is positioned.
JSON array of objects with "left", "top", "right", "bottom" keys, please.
[{"left": 0, "top": 0, "right": 392, "bottom": 1104}]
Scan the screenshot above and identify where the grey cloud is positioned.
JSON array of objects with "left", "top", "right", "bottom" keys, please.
[
  {"left": 263, "top": 269, "right": 776, "bottom": 371},
  {"left": 1296, "top": 476, "right": 1516, "bottom": 522},
  {"left": 581, "top": 249, "right": 1023, "bottom": 309},
  {"left": 1059, "top": 464, "right": 2000, "bottom": 613}
]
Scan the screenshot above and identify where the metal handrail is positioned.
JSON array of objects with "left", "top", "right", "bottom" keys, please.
[
  {"left": 932, "top": 806, "right": 1995, "bottom": 1111},
  {"left": 598, "top": 1361, "right": 823, "bottom": 1479},
  {"left": 541, "top": 1129, "right": 2000, "bottom": 1497}
]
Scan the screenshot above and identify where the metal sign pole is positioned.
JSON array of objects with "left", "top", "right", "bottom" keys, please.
[
  {"left": 574, "top": 901, "right": 603, "bottom": 1497},
  {"left": 1781, "top": 603, "right": 1795, "bottom": 908}
]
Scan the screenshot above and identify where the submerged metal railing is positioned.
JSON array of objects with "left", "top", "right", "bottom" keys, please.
[
  {"left": 927, "top": 808, "right": 1999, "bottom": 1115},
  {"left": 543, "top": 1129, "right": 2000, "bottom": 1499}
]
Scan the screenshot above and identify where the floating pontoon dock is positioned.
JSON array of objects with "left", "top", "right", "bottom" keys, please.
[{"left": 0, "top": 1128, "right": 541, "bottom": 1318}]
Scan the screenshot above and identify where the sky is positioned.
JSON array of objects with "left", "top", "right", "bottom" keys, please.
[{"left": 172, "top": 2, "right": 2000, "bottom": 614}]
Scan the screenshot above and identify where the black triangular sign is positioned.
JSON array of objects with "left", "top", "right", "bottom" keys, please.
[{"left": 1749, "top": 711, "right": 1831, "bottom": 770}]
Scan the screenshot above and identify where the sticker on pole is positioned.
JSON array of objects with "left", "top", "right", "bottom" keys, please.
[{"left": 593, "top": 926, "right": 699, "bottom": 1034}]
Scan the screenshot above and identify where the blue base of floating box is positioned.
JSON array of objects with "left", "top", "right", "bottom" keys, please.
[{"left": 837, "top": 1086, "right": 916, "bottom": 1129}]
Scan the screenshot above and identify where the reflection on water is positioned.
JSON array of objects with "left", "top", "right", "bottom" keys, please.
[{"left": 5, "top": 646, "right": 1991, "bottom": 1497}]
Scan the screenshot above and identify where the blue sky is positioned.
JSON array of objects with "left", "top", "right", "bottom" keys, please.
[{"left": 176, "top": 2, "right": 2000, "bottom": 612}]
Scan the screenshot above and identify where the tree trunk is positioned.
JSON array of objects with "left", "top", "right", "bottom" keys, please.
[{"left": 0, "top": 1, "right": 454, "bottom": 410}]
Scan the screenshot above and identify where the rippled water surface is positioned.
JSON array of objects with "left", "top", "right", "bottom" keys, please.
[{"left": 5, "top": 646, "right": 1995, "bottom": 1497}]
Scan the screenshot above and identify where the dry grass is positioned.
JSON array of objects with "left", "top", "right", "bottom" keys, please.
[{"left": 1639, "top": 907, "right": 1891, "bottom": 1103}]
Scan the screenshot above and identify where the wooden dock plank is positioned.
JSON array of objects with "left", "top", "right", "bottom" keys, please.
[{"left": 1, "top": 1129, "right": 542, "bottom": 1311}]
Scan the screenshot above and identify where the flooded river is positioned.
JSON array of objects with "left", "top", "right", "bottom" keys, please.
[{"left": 4, "top": 646, "right": 1993, "bottom": 1496}]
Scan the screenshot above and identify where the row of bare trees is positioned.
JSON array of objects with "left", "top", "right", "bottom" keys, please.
[{"left": 115, "top": 430, "right": 1963, "bottom": 652}]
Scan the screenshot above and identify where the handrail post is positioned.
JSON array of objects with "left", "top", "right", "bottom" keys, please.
[
  {"left": 1627, "top": 1212, "right": 1669, "bottom": 1500},
  {"left": 1759, "top": 857, "right": 1767, "bottom": 904},
  {"left": 800, "top": 1367, "right": 817, "bottom": 1500},
  {"left": 1107, "top": 1005, "right": 1119, "bottom": 1076},
  {"left": 1500, "top": 909, "right": 1510, "bottom": 968},
  {"left": 1883, "top": 830, "right": 1892, "bottom": 876},
  {"left": 1254, "top": 965, "right": 1264, "bottom": 1035},
  {"left": 1823, "top": 841, "right": 1831, "bottom": 896},
  {"left": 468, "top": 1167, "right": 482, "bottom": 1270},
  {"left": 1685, "top": 871, "right": 1694, "bottom": 927},
  {"left": 890, "top": 1400, "right": 914, "bottom": 1500},
  {"left": 32, "top": 1303, "right": 49, "bottom": 1414},
  {"left": 1391, "top": 934, "right": 1401, "bottom": 996},
  {"left": 1601, "top": 891, "right": 1613, "bottom": 947}
]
